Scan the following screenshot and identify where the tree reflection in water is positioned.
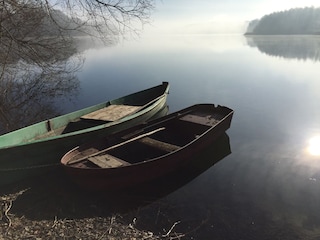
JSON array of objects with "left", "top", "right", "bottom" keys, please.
[
  {"left": 245, "top": 35, "right": 320, "bottom": 61},
  {"left": 0, "top": 0, "right": 153, "bottom": 135},
  {"left": 0, "top": 54, "right": 82, "bottom": 134}
]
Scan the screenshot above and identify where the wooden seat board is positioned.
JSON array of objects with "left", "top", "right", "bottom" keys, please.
[
  {"left": 88, "top": 154, "right": 130, "bottom": 168},
  {"left": 179, "top": 114, "right": 221, "bottom": 126},
  {"left": 81, "top": 105, "right": 142, "bottom": 122}
]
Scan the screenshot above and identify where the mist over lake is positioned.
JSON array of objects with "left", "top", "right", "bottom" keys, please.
[
  {"left": 50, "top": 34, "right": 320, "bottom": 239},
  {"left": 3, "top": 0, "right": 320, "bottom": 238}
]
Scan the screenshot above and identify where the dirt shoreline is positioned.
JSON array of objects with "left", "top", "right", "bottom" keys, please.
[
  {"left": 1, "top": 211, "right": 160, "bottom": 240},
  {"left": 0, "top": 190, "right": 184, "bottom": 240},
  {"left": 0, "top": 170, "right": 182, "bottom": 240}
]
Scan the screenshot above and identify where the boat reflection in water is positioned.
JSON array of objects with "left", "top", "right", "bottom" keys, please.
[
  {"left": 106, "top": 132, "right": 231, "bottom": 210},
  {"left": 1, "top": 131, "right": 231, "bottom": 221}
]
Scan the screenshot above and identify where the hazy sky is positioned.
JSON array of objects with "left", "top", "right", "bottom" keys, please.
[{"left": 146, "top": 0, "right": 320, "bottom": 34}]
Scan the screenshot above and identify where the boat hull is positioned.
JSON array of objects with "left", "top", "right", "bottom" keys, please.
[
  {"left": 0, "top": 82, "right": 169, "bottom": 186},
  {"left": 61, "top": 104, "right": 234, "bottom": 191}
]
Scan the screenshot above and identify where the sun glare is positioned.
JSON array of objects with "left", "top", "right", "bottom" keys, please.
[{"left": 308, "top": 136, "right": 320, "bottom": 156}]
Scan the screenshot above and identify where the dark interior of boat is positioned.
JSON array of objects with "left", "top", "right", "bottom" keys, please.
[
  {"left": 107, "top": 116, "right": 213, "bottom": 164},
  {"left": 69, "top": 107, "right": 227, "bottom": 169},
  {"left": 62, "top": 119, "right": 108, "bottom": 134}
]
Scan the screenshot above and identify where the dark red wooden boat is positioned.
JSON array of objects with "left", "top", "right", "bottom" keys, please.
[{"left": 61, "top": 104, "right": 234, "bottom": 191}]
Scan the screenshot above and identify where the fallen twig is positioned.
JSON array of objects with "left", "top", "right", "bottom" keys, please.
[
  {"left": 52, "top": 216, "right": 58, "bottom": 228},
  {"left": 4, "top": 200, "right": 13, "bottom": 228},
  {"left": 168, "top": 232, "right": 185, "bottom": 240},
  {"left": 162, "top": 221, "right": 181, "bottom": 238},
  {"left": 108, "top": 215, "right": 116, "bottom": 234},
  {"left": 1, "top": 189, "right": 30, "bottom": 234}
]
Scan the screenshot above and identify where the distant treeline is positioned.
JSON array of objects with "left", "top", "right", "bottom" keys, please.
[{"left": 245, "top": 7, "right": 320, "bottom": 35}]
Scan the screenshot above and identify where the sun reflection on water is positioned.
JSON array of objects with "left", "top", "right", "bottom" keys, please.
[{"left": 307, "top": 136, "right": 320, "bottom": 156}]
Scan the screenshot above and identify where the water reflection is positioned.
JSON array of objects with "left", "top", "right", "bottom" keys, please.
[
  {"left": 307, "top": 136, "right": 320, "bottom": 156},
  {"left": 116, "top": 132, "right": 232, "bottom": 205},
  {"left": 0, "top": 59, "right": 81, "bottom": 134},
  {"left": 2, "top": 33, "right": 320, "bottom": 238},
  {"left": 1, "top": 133, "right": 231, "bottom": 222},
  {"left": 0, "top": 56, "right": 82, "bottom": 134},
  {"left": 245, "top": 35, "right": 320, "bottom": 61}
]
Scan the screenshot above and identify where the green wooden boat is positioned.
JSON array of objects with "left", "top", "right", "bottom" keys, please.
[{"left": 0, "top": 82, "right": 169, "bottom": 186}]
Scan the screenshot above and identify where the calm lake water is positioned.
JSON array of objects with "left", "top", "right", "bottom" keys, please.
[
  {"left": 7, "top": 34, "right": 320, "bottom": 239},
  {"left": 55, "top": 34, "right": 320, "bottom": 239}
]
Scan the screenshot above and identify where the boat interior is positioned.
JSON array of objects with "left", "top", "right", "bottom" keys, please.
[
  {"left": 62, "top": 104, "right": 142, "bottom": 134},
  {"left": 30, "top": 104, "right": 143, "bottom": 141},
  {"left": 71, "top": 109, "right": 225, "bottom": 169},
  {"left": 109, "top": 113, "right": 218, "bottom": 163}
]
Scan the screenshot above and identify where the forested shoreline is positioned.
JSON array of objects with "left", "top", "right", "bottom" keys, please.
[{"left": 245, "top": 7, "right": 320, "bottom": 35}]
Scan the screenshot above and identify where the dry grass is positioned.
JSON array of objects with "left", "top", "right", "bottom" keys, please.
[{"left": 0, "top": 169, "right": 167, "bottom": 240}]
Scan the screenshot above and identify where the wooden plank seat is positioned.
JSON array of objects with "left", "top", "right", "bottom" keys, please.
[
  {"left": 81, "top": 105, "right": 142, "bottom": 122},
  {"left": 179, "top": 114, "right": 221, "bottom": 127},
  {"left": 139, "top": 137, "right": 180, "bottom": 152},
  {"left": 88, "top": 154, "right": 130, "bottom": 168}
]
